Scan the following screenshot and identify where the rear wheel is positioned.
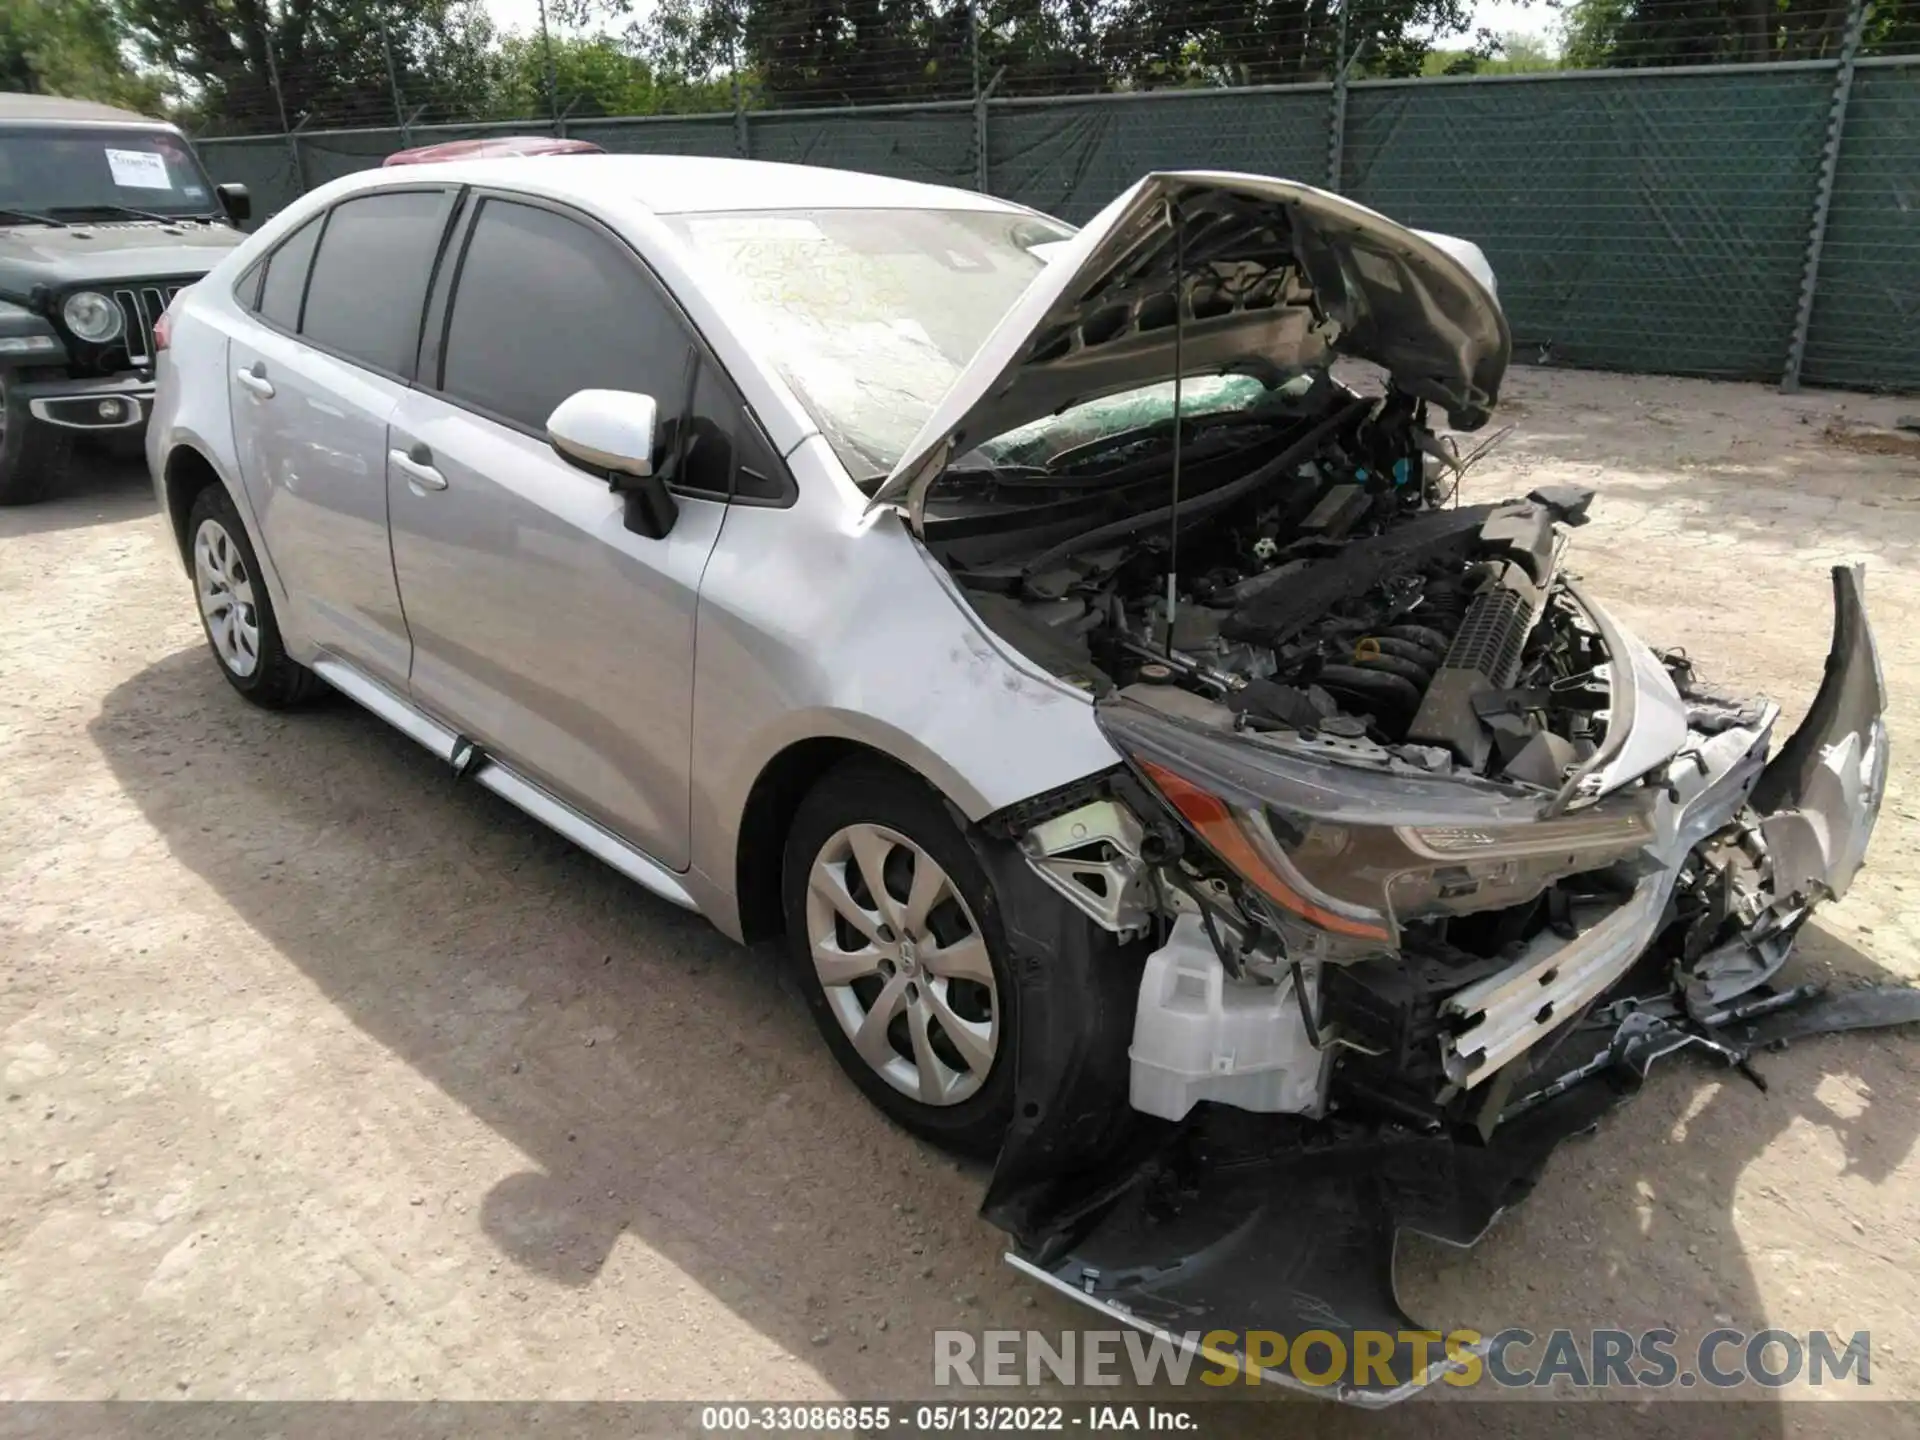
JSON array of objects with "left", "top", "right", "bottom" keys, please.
[
  {"left": 783, "top": 760, "right": 1016, "bottom": 1156},
  {"left": 186, "top": 484, "right": 323, "bottom": 708},
  {"left": 0, "top": 370, "right": 74, "bottom": 506}
]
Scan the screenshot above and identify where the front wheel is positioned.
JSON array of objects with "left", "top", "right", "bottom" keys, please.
[{"left": 783, "top": 760, "right": 1016, "bottom": 1157}]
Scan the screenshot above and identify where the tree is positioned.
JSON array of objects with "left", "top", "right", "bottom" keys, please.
[
  {"left": 482, "top": 32, "right": 731, "bottom": 118},
  {"left": 616, "top": 0, "right": 1496, "bottom": 103},
  {"left": 1421, "top": 28, "right": 1557, "bottom": 74},
  {"left": 634, "top": 0, "right": 977, "bottom": 105},
  {"left": 116, "top": 0, "right": 503, "bottom": 132},
  {"left": 1557, "top": 0, "right": 1918, "bottom": 66},
  {"left": 0, "top": 0, "right": 167, "bottom": 111},
  {"left": 1098, "top": 0, "right": 1472, "bottom": 85}
]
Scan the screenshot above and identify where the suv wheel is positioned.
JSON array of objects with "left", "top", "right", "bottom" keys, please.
[
  {"left": 186, "top": 484, "right": 323, "bottom": 708},
  {"left": 783, "top": 760, "right": 1016, "bottom": 1157},
  {"left": 0, "top": 371, "right": 74, "bottom": 506}
]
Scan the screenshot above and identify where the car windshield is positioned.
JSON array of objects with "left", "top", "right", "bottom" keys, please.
[
  {"left": 661, "top": 206, "right": 1071, "bottom": 478},
  {"left": 0, "top": 127, "right": 220, "bottom": 222}
]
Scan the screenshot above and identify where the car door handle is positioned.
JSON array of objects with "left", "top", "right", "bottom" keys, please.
[
  {"left": 390, "top": 447, "right": 447, "bottom": 491},
  {"left": 235, "top": 364, "right": 274, "bottom": 399}
]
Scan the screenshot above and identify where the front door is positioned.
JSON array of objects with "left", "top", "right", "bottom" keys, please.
[{"left": 385, "top": 195, "right": 724, "bottom": 869}]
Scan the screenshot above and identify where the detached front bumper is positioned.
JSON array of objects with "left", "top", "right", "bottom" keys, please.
[
  {"left": 1440, "top": 714, "right": 1774, "bottom": 1086},
  {"left": 982, "top": 566, "right": 1903, "bottom": 1406},
  {"left": 14, "top": 372, "right": 152, "bottom": 432}
]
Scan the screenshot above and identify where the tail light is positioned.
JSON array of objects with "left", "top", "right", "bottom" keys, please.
[{"left": 155, "top": 286, "right": 191, "bottom": 353}]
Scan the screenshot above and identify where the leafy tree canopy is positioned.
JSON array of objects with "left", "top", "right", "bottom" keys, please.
[{"left": 0, "top": 0, "right": 168, "bottom": 112}]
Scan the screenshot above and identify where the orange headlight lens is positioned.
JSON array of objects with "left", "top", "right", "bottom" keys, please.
[{"left": 1136, "top": 758, "right": 1393, "bottom": 942}]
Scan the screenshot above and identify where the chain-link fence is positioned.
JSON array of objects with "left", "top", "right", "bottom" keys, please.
[{"left": 190, "top": 8, "right": 1920, "bottom": 394}]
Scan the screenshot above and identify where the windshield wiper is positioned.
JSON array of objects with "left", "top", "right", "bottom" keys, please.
[
  {"left": 48, "top": 203, "right": 190, "bottom": 225},
  {"left": 0, "top": 207, "right": 66, "bottom": 227}
]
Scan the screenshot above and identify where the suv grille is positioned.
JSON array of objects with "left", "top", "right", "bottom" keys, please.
[{"left": 112, "top": 284, "right": 184, "bottom": 368}]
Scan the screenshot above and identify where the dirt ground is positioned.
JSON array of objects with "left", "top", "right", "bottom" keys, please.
[{"left": 3, "top": 367, "right": 1920, "bottom": 1433}]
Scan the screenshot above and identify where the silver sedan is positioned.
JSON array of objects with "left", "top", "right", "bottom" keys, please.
[{"left": 149, "top": 155, "right": 1892, "bottom": 1400}]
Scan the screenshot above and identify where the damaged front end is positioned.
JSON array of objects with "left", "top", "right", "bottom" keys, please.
[
  {"left": 977, "top": 564, "right": 1895, "bottom": 1405},
  {"left": 880, "top": 169, "right": 1902, "bottom": 1402}
]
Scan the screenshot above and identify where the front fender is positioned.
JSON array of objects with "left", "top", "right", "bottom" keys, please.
[{"left": 686, "top": 440, "right": 1124, "bottom": 935}]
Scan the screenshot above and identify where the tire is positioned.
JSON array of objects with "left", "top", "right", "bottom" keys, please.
[
  {"left": 0, "top": 370, "right": 74, "bottom": 506},
  {"left": 783, "top": 759, "right": 1018, "bottom": 1157},
  {"left": 184, "top": 484, "right": 324, "bottom": 709}
]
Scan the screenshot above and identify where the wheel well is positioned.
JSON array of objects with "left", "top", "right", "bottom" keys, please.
[
  {"left": 164, "top": 446, "right": 224, "bottom": 560},
  {"left": 734, "top": 738, "right": 936, "bottom": 944}
]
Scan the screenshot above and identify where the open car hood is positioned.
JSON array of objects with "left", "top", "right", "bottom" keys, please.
[{"left": 868, "top": 170, "right": 1511, "bottom": 522}]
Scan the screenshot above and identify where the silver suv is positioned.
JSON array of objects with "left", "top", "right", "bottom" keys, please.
[{"left": 149, "top": 154, "right": 1890, "bottom": 1399}]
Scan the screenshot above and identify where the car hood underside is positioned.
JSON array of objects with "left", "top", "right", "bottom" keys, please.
[{"left": 871, "top": 170, "right": 1512, "bottom": 526}]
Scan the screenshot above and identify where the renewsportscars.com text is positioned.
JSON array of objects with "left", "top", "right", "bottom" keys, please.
[{"left": 934, "top": 1327, "right": 1872, "bottom": 1392}]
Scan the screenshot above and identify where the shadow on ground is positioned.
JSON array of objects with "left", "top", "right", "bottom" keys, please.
[
  {"left": 88, "top": 646, "right": 1918, "bottom": 1437},
  {"left": 0, "top": 443, "right": 152, "bottom": 537}
]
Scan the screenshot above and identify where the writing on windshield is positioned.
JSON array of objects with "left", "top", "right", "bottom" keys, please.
[{"left": 0, "top": 127, "right": 218, "bottom": 220}]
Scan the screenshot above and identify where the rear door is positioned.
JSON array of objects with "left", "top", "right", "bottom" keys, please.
[
  {"left": 226, "top": 188, "right": 453, "bottom": 688},
  {"left": 385, "top": 193, "right": 730, "bottom": 870}
]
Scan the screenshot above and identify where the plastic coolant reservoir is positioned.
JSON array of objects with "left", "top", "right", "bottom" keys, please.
[{"left": 1128, "top": 912, "right": 1330, "bottom": 1121}]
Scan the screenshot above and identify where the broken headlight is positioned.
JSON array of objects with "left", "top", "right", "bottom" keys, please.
[{"left": 1099, "top": 699, "right": 1655, "bottom": 951}]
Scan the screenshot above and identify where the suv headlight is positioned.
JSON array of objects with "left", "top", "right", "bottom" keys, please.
[{"left": 63, "top": 291, "right": 123, "bottom": 344}]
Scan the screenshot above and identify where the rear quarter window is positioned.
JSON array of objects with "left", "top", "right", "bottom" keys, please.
[
  {"left": 256, "top": 215, "right": 322, "bottom": 330},
  {"left": 233, "top": 259, "right": 265, "bottom": 311}
]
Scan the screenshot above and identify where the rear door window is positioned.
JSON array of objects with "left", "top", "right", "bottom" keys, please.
[
  {"left": 437, "top": 197, "right": 691, "bottom": 436},
  {"left": 256, "top": 215, "right": 322, "bottom": 330},
  {"left": 300, "top": 190, "right": 449, "bottom": 378}
]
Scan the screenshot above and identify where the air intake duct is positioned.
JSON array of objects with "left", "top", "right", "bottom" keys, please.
[{"left": 1406, "top": 562, "right": 1545, "bottom": 770}]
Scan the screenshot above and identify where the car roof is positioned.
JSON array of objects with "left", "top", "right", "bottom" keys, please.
[
  {"left": 0, "top": 92, "right": 171, "bottom": 127},
  {"left": 261, "top": 153, "right": 1046, "bottom": 470},
  {"left": 336, "top": 152, "right": 1027, "bottom": 217}
]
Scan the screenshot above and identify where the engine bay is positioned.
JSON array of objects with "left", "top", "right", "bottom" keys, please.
[{"left": 933, "top": 381, "right": 1612, "bottom": 791}]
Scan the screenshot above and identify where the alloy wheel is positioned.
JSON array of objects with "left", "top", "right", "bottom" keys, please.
[
  {"left": 193, "top": 517, "right": 260, "bottom": 678},
  {"left": 805, "top": 822, "right": 999, "bottom": 1107}
]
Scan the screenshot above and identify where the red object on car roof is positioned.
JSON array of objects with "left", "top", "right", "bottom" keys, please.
[{"left": 382, "top": 136, "right": 605, "bottom": 166}]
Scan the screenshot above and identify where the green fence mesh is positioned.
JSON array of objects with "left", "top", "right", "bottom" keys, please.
[
  {"left": 194, "top": 59, "right": 1920, "bottom": 394},
  {"left": 988, "top": 88, "right": 1332, "bottom": 223},
  {"left": 1802, "top": 62, "right": 1920, "bottom": 390},
  {"left": 197, "top": 135, "right": 300, "bottom": 218},
  {"left": 570, "top": 115, "right": 742, "bottom": 159},
  {"left": 1342, "top": 69, "right": 1831, "bottom": 380}
]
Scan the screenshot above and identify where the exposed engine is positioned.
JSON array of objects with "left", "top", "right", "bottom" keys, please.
[{"left": 937, "top": 384, "right": 1608, "bottom": 791}]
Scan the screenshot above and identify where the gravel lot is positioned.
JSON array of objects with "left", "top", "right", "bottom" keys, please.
[{"left": 3, "top": 368, "right": 1919, "bottom": 1433}]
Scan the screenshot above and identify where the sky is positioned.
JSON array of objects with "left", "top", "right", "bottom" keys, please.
[{"left": 480, "top": 0, "right": 1563, "bottom": 52}]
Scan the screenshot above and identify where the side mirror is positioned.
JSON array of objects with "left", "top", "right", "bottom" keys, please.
[
  {"left": 215, "top": 182, "right": 252, "bottom": 225},
  {"left": 548, "top": 388, "right": 678, "bottom": 540}
]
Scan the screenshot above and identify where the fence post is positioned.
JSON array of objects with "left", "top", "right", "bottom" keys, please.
[
  {"left": 732, "top": 68, "right": 750, "bottom": 158},
  {"left": 1783, "top": 0, "right": 1870, "bottom": 392},
  {"left": 289, "top": 114, "right": 313, "bottom": 195},
  {"left": 381, "top": 24, "right": 410, "bottom": 146},
  {"left": 263, "top": 36, "right": 307, "bottom": 196},
  {"left": 1326, "top": 0, "right": 1351, "bottom": 191},
  {"left": 537, "top": 0, "right": 562, "bottom": 132},
  {"left": 972, "top": 3, "right": 988, "bottom": 192}
]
